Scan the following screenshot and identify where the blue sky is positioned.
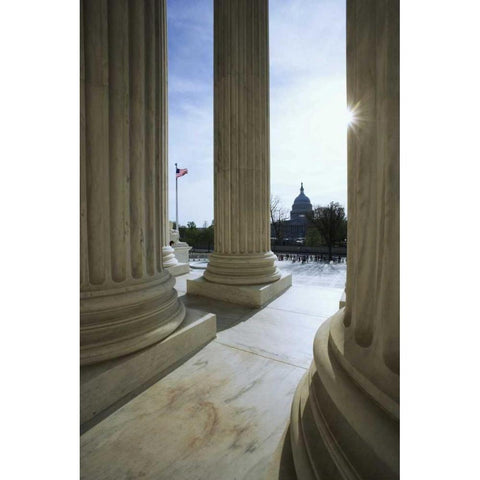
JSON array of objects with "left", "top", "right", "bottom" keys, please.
[{"left": 168, "top": 0, "right": 346, "bottom": 227}]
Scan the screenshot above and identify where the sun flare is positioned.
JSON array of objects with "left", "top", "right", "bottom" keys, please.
[{"left": 346, "top": 107, "right": 355, "bottom": 127}]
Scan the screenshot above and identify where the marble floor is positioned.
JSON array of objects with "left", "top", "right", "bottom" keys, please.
[{"left": 80, "top": 263, "right": 346, "bottom": 480}]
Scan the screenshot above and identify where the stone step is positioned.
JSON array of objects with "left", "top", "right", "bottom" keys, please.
[{"left": 80, "top": 308, "right": 216, "bottom": 433}]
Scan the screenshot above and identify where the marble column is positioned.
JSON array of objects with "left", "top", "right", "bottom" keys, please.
[
  {"left": 188, "top": 0, "right": 291, "bottom": 306},
  {"left": 152, "top": 22, "right": 179, "bottom": 274},
  {"left": 290, "top": 1, "right": 399, "bottom": 478},
  {"left": 205, "top": 0, "right": 279, "bottom": 285},
  {"left": 80, "top": 0, "right": 185, "bottom": 366}
]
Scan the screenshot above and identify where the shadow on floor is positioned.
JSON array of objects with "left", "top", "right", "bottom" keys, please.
[
  {"left": 179, "top": 293, "right": 262, "bottom": 332},
  {"left": 266, "top": 425, "right": 298, "bottom": 480}
]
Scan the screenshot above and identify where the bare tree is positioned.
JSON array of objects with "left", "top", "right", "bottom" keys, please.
[
  {"left": 308, "top": 202, "right": 347, "bottom": 260},
  {"left": 270, "top": 195, "right": 288, "bottom": 245}
]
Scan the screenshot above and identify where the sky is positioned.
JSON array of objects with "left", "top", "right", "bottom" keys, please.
[{"left": 168, "top": 0, "right": 346, "bottom": 227}]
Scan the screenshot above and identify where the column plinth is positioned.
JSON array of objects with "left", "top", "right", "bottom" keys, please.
[
  {"left": 164, "top": 245, "right": 191, "bottom": 276},
  {"left": 80, "top": 0, "right": 185, "bottom": 366},
  {"left": 187, "top": 0, "right": 291, "bottom": 306},
  {"left": 289, "top": 0, "right": 399, "bottom": 478}
]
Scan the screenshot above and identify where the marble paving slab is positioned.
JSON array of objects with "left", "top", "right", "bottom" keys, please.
[
  {"left": 267, "top": 284, "right": 343, "bottom": 318},
  {"left": 81, "top": 341, "right": 306, "bottom": 480},
  {"left": 216, "top": 307, "right": 327, "bottom": 369}
]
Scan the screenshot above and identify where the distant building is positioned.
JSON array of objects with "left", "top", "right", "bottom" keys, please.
[{"left": 271, "top": 183, "right": 313, "bottom": 244}]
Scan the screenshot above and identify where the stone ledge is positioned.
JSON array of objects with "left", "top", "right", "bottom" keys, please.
[
  {"left": 167, "top": 262, "right": 190, "bottom": 277},
  {"left": 80, "top": 308, "right": 216, "bottom": 432},
  {"left": 186, "top": 272, "right": 292, "bottom": 308}
]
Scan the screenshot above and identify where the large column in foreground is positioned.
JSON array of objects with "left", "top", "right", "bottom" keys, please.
[
  {"left": 187, "top": 0, "right": 291, "bottom": 306},
  {"left": 290, "top": 1, "right": 399, "bottom": 478},
  {"left": 80, "top": 0, "right": 185, "bottom": 366}
]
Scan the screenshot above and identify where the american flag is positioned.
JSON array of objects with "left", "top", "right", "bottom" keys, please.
[{"left": 176, "top": 167, "right": 188, "bottom": 178}]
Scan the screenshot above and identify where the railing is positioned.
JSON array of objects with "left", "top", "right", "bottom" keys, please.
[
  {"left": 188, "top": 250, "right": 345, "bottom": 265},
  {"left": 271, "top": 245, "right": 347, "bottom": 256},
  {"left": 189, "top": 252, "right": 211, "bottom": 265}
]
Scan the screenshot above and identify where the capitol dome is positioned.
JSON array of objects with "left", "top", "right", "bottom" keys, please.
[{"left": 290, "top": 183, "right": 313, "bottom": 222}]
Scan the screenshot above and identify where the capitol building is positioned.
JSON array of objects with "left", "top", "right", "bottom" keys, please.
[{"left": 272, "top": 183, "right": 314, "bottom": 244}]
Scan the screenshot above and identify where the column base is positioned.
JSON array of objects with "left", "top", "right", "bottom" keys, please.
[
  {"left": 186, "top": 272, "right": 292, "bottom": 308},
  {"left": 204, "top": 252, "right": 281, "bottom": 285},
  {"left": 162, "top": 246, "right": 179, "bottom": 268},
  {"left": 81, "top": 272, "right": 186, "bottom": 366},
  {"left": 289, "top": 310, "right": 399, "bottom": 479},
  {"left": 81, "top": 308, "right": 217, "bottom": 432},
  {"left": 339, "top": 290, "right": 346, "bottom": 309},
  {"left": 167, "top": 262, "right": 190, "bottom": 277}
]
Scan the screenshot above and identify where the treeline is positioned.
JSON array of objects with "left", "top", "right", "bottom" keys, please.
[
  {"left": 305, "top": 202, "right": 347, "bottom": 259},
  {"left": 178, "top": 221, "right": 214, "bottom": 251}
]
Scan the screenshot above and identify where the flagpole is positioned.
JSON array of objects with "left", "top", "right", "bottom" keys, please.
[{"left": 175, "top": 162, "right": 179, "bottom": 230}]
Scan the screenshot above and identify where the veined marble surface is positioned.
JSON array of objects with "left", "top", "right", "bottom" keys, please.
[{"left": 81, "top": 265, "right": 345, "bottom": 480}]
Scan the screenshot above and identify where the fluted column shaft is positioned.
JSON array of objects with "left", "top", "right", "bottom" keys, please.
[
  {"left": 341, "top": 0, "right": 399, "bottom": 406},
  {"left": 204, "top": 0, "right": 280, "bottom": 285},
  {"left": 80, "top": 0, "right": 185, "bottom": 365},
  {"left": 290, "top": 1, "right": 399, "bottom": 478},
  {"left": 158, "top": 25, "right": 178, "bottom": 269}
]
